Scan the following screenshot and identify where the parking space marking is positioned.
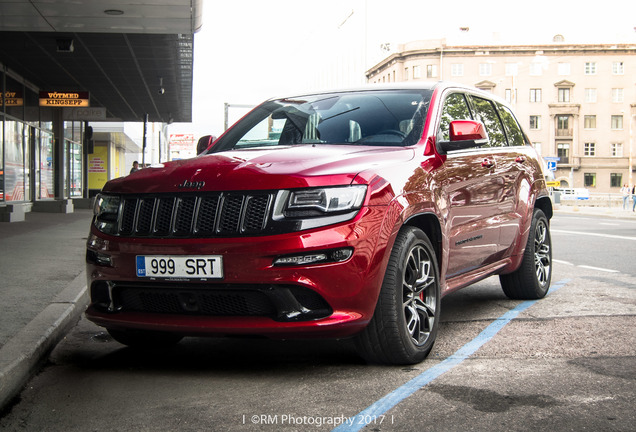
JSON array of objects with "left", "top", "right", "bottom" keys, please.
[
  {"left": 551, "top": 229, "right": 636, "bottom": 241},
  {"left": 332, "top": 279, "right": 571, "bottom": 432},
  {"left": 554, "top": 259, "right": 619, "bottom": 273},
  {"left": 577, "top": 265, "right": 620, "bottom": 273}
]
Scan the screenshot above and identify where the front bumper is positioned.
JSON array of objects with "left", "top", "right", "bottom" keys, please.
[{"left": 85, "top": 206, "right": 389, "bottom": 338}]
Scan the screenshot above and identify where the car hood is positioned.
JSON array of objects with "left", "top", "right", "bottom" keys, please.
[{"left": 104, "top": 145, "right": 415, "bottom": 193}]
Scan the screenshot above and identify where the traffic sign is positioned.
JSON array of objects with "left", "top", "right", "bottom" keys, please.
[
  {"left": 546, "top": 181, "right": 560, "bottom": 187},
  {"left": 546, "top": 160, "right": 557, "bottom": 171}
]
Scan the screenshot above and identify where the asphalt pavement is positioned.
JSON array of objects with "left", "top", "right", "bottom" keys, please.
[
  {"left": 0, "top": 208, "right": 92, "bottom": 411},
  {"left": 0, "top": 201, "right": 635, "bottom": 412}
]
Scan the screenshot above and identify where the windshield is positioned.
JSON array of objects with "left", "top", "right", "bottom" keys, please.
[{"left": 210, "top": 89, "right": 432, "bottom": 152}]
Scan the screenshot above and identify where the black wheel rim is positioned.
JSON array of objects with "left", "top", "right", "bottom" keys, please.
[{"left": 402, "top": 244, "right": 437, "bottom": 346}]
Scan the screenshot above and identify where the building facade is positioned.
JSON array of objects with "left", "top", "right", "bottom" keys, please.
[
  {"left": 0, "top": 68, "right": 164, "bottom": 221},
  {"left": 367, "top": 39, "right": 636, "bottom": 193}
]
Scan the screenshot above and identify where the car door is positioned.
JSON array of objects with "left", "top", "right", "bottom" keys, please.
[
  {"left": 468, "top": 95, "right": 523, "bottom": 260},
  {"left": 492, "top": 102, "right": 534, "bottom": 255},
  {"left": 437, "top": 92, "right": 502, "bottom": 278}
]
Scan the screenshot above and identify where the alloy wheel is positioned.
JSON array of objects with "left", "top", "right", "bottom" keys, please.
[
  {"left": 534, "top": 220, "right": 551, "bottom": 286},
  {"left": 402, "top": 245, "right": 437, "bottom": 346}
]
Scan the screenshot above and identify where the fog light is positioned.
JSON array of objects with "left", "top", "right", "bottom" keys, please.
[
  {"left": 331, "top": 248, "right": 353, "bottom": 262},
  {"left": 273, "top": 248, "right": 353, "bottom": 266},
  {"left": 86, "top": 250, "right": 112, "bottom": 266}
]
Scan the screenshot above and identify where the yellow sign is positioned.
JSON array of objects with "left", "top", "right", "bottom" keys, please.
[
  {"left": 1, "top": 91, "right": 24, "bottom": 106},
  {"left": 39, "top": 91, "right": 90, "bottom": 107},
  {"left": 546, "top": 181, "right": 560, "bottom": 187},
  {"left": 88, "top": 146, "right": 108, "bottom": 190}
]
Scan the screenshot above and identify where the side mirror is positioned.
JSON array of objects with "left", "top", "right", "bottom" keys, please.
[
  {"left": 196, "top": 135, "right": 217, "bottom": 155},
  {"left": 439, "top": 120, "right": 489, "bottom": 153}
]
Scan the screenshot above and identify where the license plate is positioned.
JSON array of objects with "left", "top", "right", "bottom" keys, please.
[{"left": 136, "top": 255, "right": 223, "bottom": 279}]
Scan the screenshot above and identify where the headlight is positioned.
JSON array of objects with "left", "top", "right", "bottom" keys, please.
[
  {"left": 93, "top": 193, "right": 120, "bottom": 235},
  {"left": 273, "top": 185, "right": 367, "bottom": 230}
]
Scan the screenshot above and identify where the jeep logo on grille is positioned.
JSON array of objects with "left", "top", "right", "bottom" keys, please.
[{"left": 177, "top": 180, "right": 205, "bottom": 190}]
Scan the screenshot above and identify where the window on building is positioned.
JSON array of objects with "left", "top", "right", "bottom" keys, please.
[
  {"left": 479, "top": 63, "right": 492, "bottom": 76},
  {"left": 612, "top": 62, "right": 624, "bottom": 75},
  {"left": 610, "top": 173, "right": 622, "bottom": 188},
  {"left": 584, "top": 173, "right": 596, "bottom": 187},
  {"left": 505, "top": 63, "right": 518, "bottom": 76},
  {"left": 558, "top": 62, "right": 570, "bottom": 75},
  {"left": 413, "top": 65, "right": 422, "bottom": 79},
  {"left": 505, "top": 89, "right": 517, "bottom": 103},
  {"left": 584, "top": 142, "right": 596, "bottom": 156},
  {"left": 557, "top": 115, "right": 570, "bottom": 135},
  {"left": 585, "top": 88, "right": 597, "bottom": 103},
  {"left": 529, "top": 62, "right": 543, "bottom": 76},
  {"left": 584, "top": 62, "right": 597, "bottom": 75},
  {"left": 558, "top": 88, "right": 570, "bottom": 103},
  {"left": 529, "top": 115, "right": 541, "bottom": 130},
  {"left": 530, "top": 88, "right": 542, "bottom": 102},
  {"left": 404, "top": 67, "right": 409, "bottom": 80},
  {"left": 611, "top": 143, "right": 623, "bottom": 157},
  {"left": 557, "top": 142, "right": 570, "bottom": 164},
  {"left": 612, "top": 88, "right": 624, "bottom": 103},
  {"left": 584, "top": 115, "right": 596, "bottom": 129},
  {"left": 450, "top": 64, "right": 464, "bottom": 77},
  {"left": 611, "top": 115, "right": 623, "bottom": 130},
  {"left": 425, "top": 64, "right": 436, "bottom": 78}
]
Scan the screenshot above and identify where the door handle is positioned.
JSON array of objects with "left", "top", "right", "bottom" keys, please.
[{"left": 481, "top": 158, "right": 495, "bottom": 168}]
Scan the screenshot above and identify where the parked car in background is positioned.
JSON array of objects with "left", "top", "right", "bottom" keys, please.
[{"left": 86, "top": 82, "right": 552, "bottom": 364}]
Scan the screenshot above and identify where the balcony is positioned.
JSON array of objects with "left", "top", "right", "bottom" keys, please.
[{"left": 556, "top": 128, "right": 573, "bottom": 137}]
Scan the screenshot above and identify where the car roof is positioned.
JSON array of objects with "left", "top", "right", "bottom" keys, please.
[
  {"left": 266, "top": 81, "right": 502, "bottom": 102},
  {"left": 267, "top": 82, "right": 439, "bottom": 101}
]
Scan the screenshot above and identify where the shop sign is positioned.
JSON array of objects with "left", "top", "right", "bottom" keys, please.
[
  {"left": 39, "top": 91, "right": 90, "bottom": 107},
  {"left": 63, "top": 107, "right": 106, "bottom": 120},
  {"left": 1, "top": 91, "right": 24, "bottom": 106}
]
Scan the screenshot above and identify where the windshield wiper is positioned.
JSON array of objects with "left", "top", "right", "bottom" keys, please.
[{"left": 322, "top": 106, "right": 360, "bottom": 122}]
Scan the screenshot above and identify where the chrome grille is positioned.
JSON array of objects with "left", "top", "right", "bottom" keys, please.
[{"left": 117, "top": 193, "right": 273, "bottom": 238}]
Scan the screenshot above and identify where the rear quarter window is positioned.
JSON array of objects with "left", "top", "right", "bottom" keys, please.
[
  {"left": 469, "top": 96, "right": 507, "bottom": 147},
  {"left": 497, "top": 104, "right": 527, "bottom": 147}
]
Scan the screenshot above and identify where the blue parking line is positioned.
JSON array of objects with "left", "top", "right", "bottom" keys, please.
[{"left": 333, "top": 279, "right": 570, "bottom": 432}]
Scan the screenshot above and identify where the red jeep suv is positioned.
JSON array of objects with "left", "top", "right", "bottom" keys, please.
[{"left": 86, "top": 82, "right": 552, "bottom": 364}]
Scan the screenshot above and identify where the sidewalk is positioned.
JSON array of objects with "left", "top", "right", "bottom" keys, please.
[
  {"left": 0, "top": 209, "right": 92, "bottom": 411},
  {"left": 554, "top": 201, "right": 636, "bottom": 219},
  {"left": 0, "top": 203, "right": 635, "bottom": 411}
]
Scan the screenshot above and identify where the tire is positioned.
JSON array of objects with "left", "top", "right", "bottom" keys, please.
[
  {"left": 500, "top": 208, "right": 552, "bottom": 299},
  {"left": 107, "top": 328, "right": 183, "bottom": 348},
  {"left": 355, "top": 226, "right": 441, "bottom": 365}
]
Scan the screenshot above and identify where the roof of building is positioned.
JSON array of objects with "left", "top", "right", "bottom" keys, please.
[{"left": 0, "top": 0, "right": 202, "bottom": 123}]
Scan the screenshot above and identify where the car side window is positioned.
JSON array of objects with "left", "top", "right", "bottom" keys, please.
[
  {"left": 469, "top": 96, "right": 507, "bottom": 147},
  {"left": 497, "top": 103, "right": 527, "bottom": 147},
  {"left": 438, "top": 93, "right": 473, "bottom": 142}
]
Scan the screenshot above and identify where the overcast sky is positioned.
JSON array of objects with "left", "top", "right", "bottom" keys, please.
[{"left": 169, "top": 0, "right": 636, "bottom": 139}]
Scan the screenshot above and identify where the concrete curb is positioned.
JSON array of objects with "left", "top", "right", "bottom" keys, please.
[{"left": 0, "top": 271, "right": 88, "bottom": 411}]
